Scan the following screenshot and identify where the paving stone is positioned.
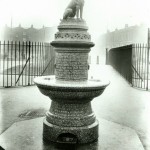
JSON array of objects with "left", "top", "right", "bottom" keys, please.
[{"left": 0, "top": 117, "right": 144, "bottom": 150}]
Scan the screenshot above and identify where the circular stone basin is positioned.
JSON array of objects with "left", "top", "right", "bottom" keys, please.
[{"left": 34, "top": 76, "right": 110, "bottom": 103}]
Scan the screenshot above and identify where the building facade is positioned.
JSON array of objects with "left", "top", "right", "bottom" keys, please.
[
  {"left": 103, "top": 24, "right": 148, "bottom": 49},
  {"left": 90, "top": 24, "right": 148, "bottom": 64},
  {"left": 1, "top": 24, "right": 57, "bottom": 42}
]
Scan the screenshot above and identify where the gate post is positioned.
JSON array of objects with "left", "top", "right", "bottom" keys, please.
[
  {"left": 146, "top": 28, "right": 150, "bottom": 90},
  {"left": 106, "top": 48, "right": 109, "bottom": 65}
]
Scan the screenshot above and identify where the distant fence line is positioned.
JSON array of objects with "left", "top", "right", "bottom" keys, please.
[
  {"left": 107, "top": 44, "right": 150, "bottom": 91},
  {"left": 0, "top": 41, "right": 55, "bottom": 87}
]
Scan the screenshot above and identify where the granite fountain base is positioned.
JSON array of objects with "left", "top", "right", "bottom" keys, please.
[
  {"left": 34, "top": 19, "right": 110, "bottom": 143},
  {"left": 34, "top": 76, "right": 109, "bottom": 143}
]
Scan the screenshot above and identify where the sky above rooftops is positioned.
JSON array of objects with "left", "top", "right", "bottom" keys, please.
[{"left": 0, "top": 0, "right": 150, "bottom": 36}]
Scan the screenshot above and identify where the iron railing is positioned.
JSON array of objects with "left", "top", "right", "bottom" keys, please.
[
  {"left": 132, "top": 44, "right": 149, "bottom": 90},
  {"left": 0, "top": 41, "right": 55, "bottom": 87}
]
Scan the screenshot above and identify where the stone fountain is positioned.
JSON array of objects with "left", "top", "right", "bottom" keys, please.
[{"left": 34, "top": 0, "right": 109, "bottom": 144}]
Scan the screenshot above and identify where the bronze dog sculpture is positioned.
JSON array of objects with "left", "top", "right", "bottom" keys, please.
[{"left": 63, "top": 0, "right": 84, "bottom": 19}]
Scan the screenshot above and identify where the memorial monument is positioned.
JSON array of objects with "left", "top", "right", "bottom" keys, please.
[{"left": 34, "top": 0, "right": 109, "bottom": 144}]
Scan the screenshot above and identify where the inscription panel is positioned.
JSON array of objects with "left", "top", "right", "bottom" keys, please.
[{"left": 56, "top": 52, "right": 88, "bottom": 81}]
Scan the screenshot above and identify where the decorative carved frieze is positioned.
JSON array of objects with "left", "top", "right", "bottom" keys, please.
[{"left": 55, "top": 32, "right": 91, "bottom": 41}]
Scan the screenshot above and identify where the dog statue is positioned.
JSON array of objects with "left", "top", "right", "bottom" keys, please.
[{"left": 63, "top": 0, "right": 84, "bottom": 19}]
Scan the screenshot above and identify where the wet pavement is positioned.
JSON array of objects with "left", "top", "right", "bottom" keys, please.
[
  {"left": 0, "top": 65, "right": 150, "bottom": 149},
  {"left": 89, "top": 65, "right": 150, "bottom": 150},
  {"left": 0, "top": 85, "right": 49, "bottom": 134}
]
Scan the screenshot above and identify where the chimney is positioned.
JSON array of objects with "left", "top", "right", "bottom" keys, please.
[{"left": 125, "top": 24, "right": 128, "bottom": 28}]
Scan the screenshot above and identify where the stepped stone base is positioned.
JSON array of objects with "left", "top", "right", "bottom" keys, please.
[
  {"left": 43, "top": 118, "right": 99, "bottom": 143},
  {"left": 0, "top": 117, "right": 144, "bottom": 150}
]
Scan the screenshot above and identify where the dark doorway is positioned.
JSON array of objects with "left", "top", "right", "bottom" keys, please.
[{"left": 108, "top": 45, "right": 133, "bottom": 84}]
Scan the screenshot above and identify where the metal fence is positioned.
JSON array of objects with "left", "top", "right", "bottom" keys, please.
[
  {"left": 132, "top": 44, "right": 149, "bottom": 90},
  {"left": 0, "top": 41, "right": 55, "bottom": 87}
]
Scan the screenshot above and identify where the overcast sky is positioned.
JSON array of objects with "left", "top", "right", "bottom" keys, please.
[{"left": 0, "top": 0, "right": 150, "bottom": 35}]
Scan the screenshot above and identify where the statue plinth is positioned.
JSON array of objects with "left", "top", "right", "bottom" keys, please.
[
  {"left": 34, "top": 18, "right": 109, "bottom": 144},
  {"left": 51, "top": 19, "right": 92, "bottom": 81}
]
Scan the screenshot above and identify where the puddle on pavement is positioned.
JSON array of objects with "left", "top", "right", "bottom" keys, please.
[{"left": 18, "top": 108, "right": 46, "bottom": 119}]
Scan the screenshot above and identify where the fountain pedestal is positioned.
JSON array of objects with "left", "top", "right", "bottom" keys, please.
[{"left": 34, "top": 19, "right": 109, "bottom": 143}]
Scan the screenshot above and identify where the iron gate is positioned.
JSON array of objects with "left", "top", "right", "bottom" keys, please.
[{"left": 132, "top": 44, "right": 150, "bottom": 90}]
